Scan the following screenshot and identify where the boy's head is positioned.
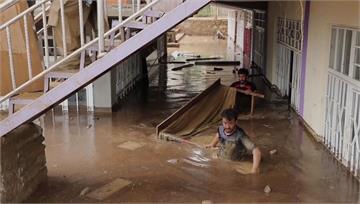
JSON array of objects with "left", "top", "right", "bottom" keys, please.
[
  {"left": 221, "top": 108, "right": 238, "bottom": 135},
  {"left": 237, "top": 68, "right": 249, "bottom": 84}
]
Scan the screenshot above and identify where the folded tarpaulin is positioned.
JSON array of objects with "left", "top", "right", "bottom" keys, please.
[{"left": 157, "top": 79, "right": 237, "bottom": 140}]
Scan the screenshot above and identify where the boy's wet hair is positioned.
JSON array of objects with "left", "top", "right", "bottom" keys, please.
[
  {"left": 221, "top": 108, "right": 238, "bottom": 121},
  {"left": 237, "top": 68, "right": 249, "bottom": 76}
]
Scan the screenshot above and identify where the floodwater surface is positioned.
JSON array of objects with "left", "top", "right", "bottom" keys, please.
[{"left": 26, "top": 35, "right": 359, "bottom": 203}]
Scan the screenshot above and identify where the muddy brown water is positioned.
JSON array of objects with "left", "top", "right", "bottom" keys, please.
[{"left": 25, "top": 36, "right": 359, "bottom": 203}]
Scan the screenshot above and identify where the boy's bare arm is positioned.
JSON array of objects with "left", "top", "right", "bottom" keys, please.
[{"left": 206, "top": 133, "right": 219, "bottom": 148}]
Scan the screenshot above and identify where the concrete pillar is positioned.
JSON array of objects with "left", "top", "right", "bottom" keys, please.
[
  {"left": 157, "top": 34, "right": 167, "bottom": 64},
  {"left": 93, "top": 71, "right": 113, "bottom": 112},
  {"left": 0, "top": 123, "right": 47, "bottom": 203}
]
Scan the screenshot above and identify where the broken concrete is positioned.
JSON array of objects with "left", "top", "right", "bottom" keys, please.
[{"left": 0, "top": 123, "right": 47, "bottom": 203}]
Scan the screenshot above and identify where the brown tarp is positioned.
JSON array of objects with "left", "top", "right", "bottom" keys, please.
[
  {"left": 0, "top": 1, "right": 44, "bottom": 95},
  {"left": 158, "top": 80, "right": 237, "bottom": 139},
  {"left": 48, "top": 0, "right": 109, "bottom": 56},
  {"left": 48, "top": 0, "right": 91, "bottom": 55}
]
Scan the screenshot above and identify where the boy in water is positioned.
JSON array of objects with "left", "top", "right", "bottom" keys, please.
[{"left": 206, "top": 108, "right": 261, "bottom": 174}]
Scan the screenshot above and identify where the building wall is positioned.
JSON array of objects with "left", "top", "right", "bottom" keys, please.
[
  {"left": 304, "top": 1, "right": 360, "bottom": 134},
  {"left": 93, "top": 35, "right": 166, "bottom": 111},
  {"left": 266, "top": 1, "right": 360, "bottom": 135},
  {"left": 266, "top": 1, "right": 304, "bottom": 83},
  {"left": 177, "top": 18, "right": 227, "bottom": 36}
]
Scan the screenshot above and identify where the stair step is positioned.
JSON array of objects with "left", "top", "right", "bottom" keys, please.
[
  {"left": 125, "top": 21, "right": 147, "bottom": 30},
  {"left": 47, "top": 69, "right": 78, "bottom": 78},
  {"left": 143, "top": 10, "right": 164, "bottom": 18},
  {"left": 0, "top": 0, "right": 212, "bottom": 136},
  {"left": 87, "top": 39, "right": 122, "bottom": 52},
  {"left": 11, "top": 92, "right": 43, "bottom": 101}
]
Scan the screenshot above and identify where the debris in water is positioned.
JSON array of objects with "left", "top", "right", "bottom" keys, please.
[
  {"left": 117, "top": 141, "right": 145, "bottom": 150},
  {"left": 171, "top": 63, "right": 194, "bottom": 71},
  {"left": 264, "top": 185, "right": 271, "bottom": 194},
  {"left": 213, "top": 67, "right": 223, "bottom": 71},
  {"left": 195, "top": 60, "right": 240, "bottom": 66},
  {"left": 206, "top": 71, "right": 216, "bottom": 74},
  {"left": 263, "top": 124, "right": 273, "bottom": 128},
  {"left": 79, "top": 187, "right": 90, "bottom": 197},
  {"left": 216, "top": 30, "right": 225, "bottom": 39},
  {"left": 167, "top": 159, "right": 179, "bottom": 164},
  {"left": 202, "top": 200, "right": 214, "bottom": 204},
  {"left": 270, "top": 149, "right": 277, "bottom": 155},
  {"left": 86, "top": 178, "right": 132, "bottom": 200},
  {"left": 86, "top": 124, "right": 92, "bottom": 129},
  {"left": 138, "top": 123, "right": 147, "bottom": 128},
  {"left": 186, "top": 56, "right": 222, "bottom": 62}
]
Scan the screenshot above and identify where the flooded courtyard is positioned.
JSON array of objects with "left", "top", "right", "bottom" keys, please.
[{"left": 26, "top": 35, "right": 360, "bottom": 203}]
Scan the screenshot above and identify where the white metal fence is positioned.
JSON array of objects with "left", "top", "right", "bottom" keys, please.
[
  {"left": 0, "top": 0, "right": 155, "bottom": 113},
  {"left": 325, "top": 26, "right": 360, "bottom": 178}
]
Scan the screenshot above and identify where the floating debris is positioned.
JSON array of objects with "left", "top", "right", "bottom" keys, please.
[
  {"left": 216, "top": 30, "right": 226, "bottom": 39},
  {"left": 86, "top": 178, "right": 132, "bottom": 200},
  {"left": 263, "top": 124, "right": 273, "bottom": 128},
  {"left": 167, "top": 61, "right": 187, "bottom": 64},
  {"left": 195, "top": 60, "right": 240, "bottom": 66},
  {"left": 171, "top": 63, "right": 194, "bottom": 71},
  {"left": 186, "top": 56, "right": 222, "bottom": 62},
  {"left": 270, "top": 149, "right": 277, "bottom": 155},
  {"left": 202, "top": 200, "right": 214, "bottom": 204},
  {"left": 117, "top": 141, "right": 145, "bottom": 151},
  {"left": 264, "top": 185, "right": 271, "bottom": 194},
  {"left": 79, "top": 187, "right": 90, "bottom": 197},
  {"left": 213, "top": 67, "right": 223, "bottom": 71},
  {"left": 167, "top": 159, "right": 179, "bottom": 164}
]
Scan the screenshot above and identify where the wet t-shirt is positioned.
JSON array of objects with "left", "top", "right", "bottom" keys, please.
[
  {"left": 217, "top": 125, "right": 255, "bottom": 160},
  {"left": 230, "top": 81, "right": 256, "bottom": 92},
  {"left": 230, "top": 81, "right": 256, "bottom": 113}
]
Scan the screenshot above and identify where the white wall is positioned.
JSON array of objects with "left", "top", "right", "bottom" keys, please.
[
  {"left": 266, "top": 1, "right": 360, "bottom": 135},
  {"left": 304, "top": 1, "right": 360, "bottom": 135}
]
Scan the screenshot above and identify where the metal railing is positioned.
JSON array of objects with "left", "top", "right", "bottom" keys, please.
[{"left": 0, "top": 0, "right": 161, "bottom": 105}]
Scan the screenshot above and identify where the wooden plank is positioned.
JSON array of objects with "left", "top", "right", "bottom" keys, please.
[
  {"left": 194, "top": 60, "right": 240, "bottom": 66},
  {"left": 156, "top": 79, "right": 221, "bottom": 136},
  {"left": 250, "top": 95, "right": 255, "bottom": 116},
  {"left": 236, "top": 89, "right": 265, "bottom": 98},
  {"left": 167, "top": 61, "right": 187, "bottom": 64},
  {"left": 186, "top": 56, "right": 222, "bottom": 61},
  {"left": 171, "top": 63, "right": 194, "bottom": 71}
]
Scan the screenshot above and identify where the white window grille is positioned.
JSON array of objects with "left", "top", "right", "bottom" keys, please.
[
  {"left": 325, "top": 26, "right": 360, "bottom": 178},
  {"left": 253, "top": 9, "right": 265, "bottom": 69},
  {"left": 277, "top": 17, "right": 302, "bottom": 51}
]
